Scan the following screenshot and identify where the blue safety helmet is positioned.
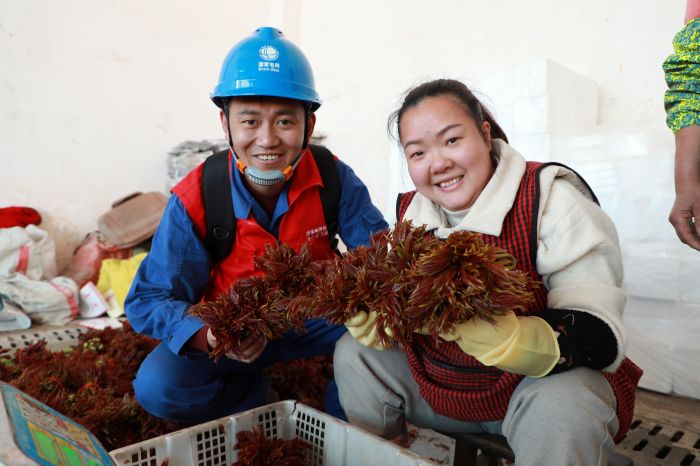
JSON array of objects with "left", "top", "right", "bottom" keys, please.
[{"left": 211, "top": 27, "right": 321, "bottom": 111}]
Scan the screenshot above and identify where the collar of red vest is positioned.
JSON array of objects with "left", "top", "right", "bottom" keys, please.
[{"left": 285, "top": 147, "right": 324, "bottom": 206}]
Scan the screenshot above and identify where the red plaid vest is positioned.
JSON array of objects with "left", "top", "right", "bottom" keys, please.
[{"left": 396, "top": 161, "right": 642, "bottom": 443}]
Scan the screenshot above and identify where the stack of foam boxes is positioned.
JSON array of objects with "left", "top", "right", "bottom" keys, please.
[
  {"left": 473, "top": 59, "right": 599, "bottom": 162},
  {"left": 385, "top": 60, "right": 600, "bottom": 217},
  {"left": 560, "top": 133, "right": 700, "bottom": 399},
  {"left": 475, "top": 60, "right": 700, "bottom": 400},
  {"left": 622, "top": 247, "right": 700, "bottom": 400}
]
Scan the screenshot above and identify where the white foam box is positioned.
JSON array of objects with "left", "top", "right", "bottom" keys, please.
[
  {"left": 623, "top": 297, "right": 700, "bottom": 400},
  {"left": 109, "top": 400, "right": 441, "bottom": 466},
  {"left": 554, "top": 134, "right": 677, "bottom": 243},
  {"left": 508, "top": 133, "right": 551, "bottom": 162},
  {"left": 475, "top": 59, "right": 599, "bottom": 161},
  {"left": 622, "top": 241, "right": 700, "bottom": 305},
  {"left": 622, "top": 242, "right": 682, "bottom": 302}
]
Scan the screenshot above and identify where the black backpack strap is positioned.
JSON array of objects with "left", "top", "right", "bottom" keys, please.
[
  {"left": 202, "top": 149, "right": 235, "bottom": 262},
  {"left": 202, "top": 145, "right": 340, "bottom": 261},
  {"left": 309, "top": 144, "right": 340, "bottom": 251},
  {"left": 395, "top": 190, "right": 417, "bottom": 222}
]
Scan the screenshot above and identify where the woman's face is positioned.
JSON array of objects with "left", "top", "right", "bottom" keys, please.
[{"left": 400, "top": 95, "right": 495, "bottom": 211}]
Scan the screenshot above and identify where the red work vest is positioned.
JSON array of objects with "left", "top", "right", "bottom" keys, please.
[
  {"left": 397, "top": 162, "right": 642, "bottom": 443},
  {"left": 172, "top": 148, "right": 336, "bottom": 301}
]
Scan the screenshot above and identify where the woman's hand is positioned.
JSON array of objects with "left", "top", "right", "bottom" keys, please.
[
  {"left": 670, "top": 125, "right": 700, "bottom": 251},
  {"left": 345, "top": 311, "right": 387, "bottom": 350},
  {"left": 440, "top": 311, "right": 560, "bottom": 377}
]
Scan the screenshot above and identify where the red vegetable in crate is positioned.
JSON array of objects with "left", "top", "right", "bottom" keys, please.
[
  {"left": 264, "top": 355, "right": 333, "bottom": 411},
  {"left": 0, "top": 324, "right": 182, "bottom": 451},
  {"left": 233, "top": 424, "right": 310, "bottom": 466},
  {"left": 0, "top": 324, "right": 335, "bottom": 452}
]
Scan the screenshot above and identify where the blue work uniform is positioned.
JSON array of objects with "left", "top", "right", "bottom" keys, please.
[{"left": 125, "top": 153, "right": 388, "bottom": 424}]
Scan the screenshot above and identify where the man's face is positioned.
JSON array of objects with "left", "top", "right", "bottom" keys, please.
[{"left": 221, "top": 96, "right": 315, "bottom": 196}]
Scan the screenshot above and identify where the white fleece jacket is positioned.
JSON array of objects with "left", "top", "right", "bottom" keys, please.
[{"left": 402, "top": 140, "right": 626, "bottom": 371}]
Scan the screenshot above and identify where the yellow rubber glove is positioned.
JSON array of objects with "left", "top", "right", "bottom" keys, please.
[
  {"left": 345, "top": 311, "right": 386, "bottom": 350},
  {"left": 440, "top": 311, "right": 560, "bottom": 377}
]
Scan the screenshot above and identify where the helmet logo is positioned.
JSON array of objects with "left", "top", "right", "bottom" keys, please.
[
  {"left": 259, "top": 45, "right": 279, "bottom": 61},
  {"left": 258, "top": 45, "right": 280, "bottom": 73}
]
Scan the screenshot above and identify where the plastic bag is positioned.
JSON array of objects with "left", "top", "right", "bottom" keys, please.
[
  {"left": 63, "top": 232, "right": 131, "bottom": 288},
  {"left": 96, "top": 252, "right": 147, "bottom": 318},
  {"left": 0, "top": 226, "right": 79, "bottom": 325},
  {"left": 0, "top": 295, "right": 31, "bottom": 331}
]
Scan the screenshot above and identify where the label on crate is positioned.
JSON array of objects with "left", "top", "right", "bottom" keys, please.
[{"left": 0, "top": 382, "right": 114, "bottom": 466}]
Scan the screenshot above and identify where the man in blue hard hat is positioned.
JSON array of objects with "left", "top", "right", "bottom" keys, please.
[{"left": 125, "top": 27, "right": 388, "bottom": 424}]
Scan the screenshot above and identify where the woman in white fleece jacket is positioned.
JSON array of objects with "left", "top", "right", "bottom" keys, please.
[{"left": 334, "top": 79, "right": 642, "bottom": 466}]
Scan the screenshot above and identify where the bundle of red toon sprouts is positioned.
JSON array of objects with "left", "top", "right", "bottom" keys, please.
[{"left": 190, "top": 220, "right": 537, "bottom": 354}]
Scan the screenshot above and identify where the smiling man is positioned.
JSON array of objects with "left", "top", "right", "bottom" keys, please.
[{"left": 124, "top": 27, "right": 387, "bottom": 424}]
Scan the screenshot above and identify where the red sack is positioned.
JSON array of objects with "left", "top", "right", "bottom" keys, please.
[{"left": 63, "top": 232, "right": 132, "bottom": 288}]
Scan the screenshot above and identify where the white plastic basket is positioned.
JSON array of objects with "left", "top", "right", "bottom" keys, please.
[
  {"left": 0, "top": 326, "right": 87, "bottom": 353},
  {"left": 108, "top": 400, "right": 440, "bottom": 466}
]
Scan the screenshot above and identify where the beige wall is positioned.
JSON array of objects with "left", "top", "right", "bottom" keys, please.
[
  {"left": 1, "top": 0, "right": 293, "bottom": 266},
  {"left": 0, "top": 0, "right": 685, "bottom": 268},
  {"left": 300, "top": 0, "right": 684, "bottom": 214}
]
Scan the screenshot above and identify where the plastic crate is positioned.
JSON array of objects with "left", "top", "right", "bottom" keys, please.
[
  {"left": 109, "top": 400, "right": 440, "bottom": 466},
  {"left": 0, "top": 326, "right": 87, "bottom": 353}
]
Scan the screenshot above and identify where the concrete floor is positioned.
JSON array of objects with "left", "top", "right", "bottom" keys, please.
[{"left": 616, "top": 388, "right": 700, "bottom": 466}]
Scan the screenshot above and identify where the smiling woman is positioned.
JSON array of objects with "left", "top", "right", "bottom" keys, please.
[
  {"left": 399, "top": 96, "right": 495, "bottom": 212},
  {"left": 333, "top": 78, "right": 643, "bottom": 466},
  {"left": 388, "top": 79, "right": 509, "bottom": 215}
]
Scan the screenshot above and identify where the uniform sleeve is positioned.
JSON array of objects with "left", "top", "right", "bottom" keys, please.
[
  {"left": 536, "top": 178, "right": 626, "bottom": 371},
  {"left": 124, "top": 195, "right": 212, "bottom": 354},
  {"left": 335, "top": 160, "right": 389, "bottom": 248},
  {"left": 663, "top": 18, "right": 700, "bottom": 132}
]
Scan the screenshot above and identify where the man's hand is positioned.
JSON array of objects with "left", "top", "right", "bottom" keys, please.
[
  {"left": 670, "top": 125, "right": 700, "bottom": 251},
  {"left": 206, "top": 328, "right": 267, "bottom": 363}
]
